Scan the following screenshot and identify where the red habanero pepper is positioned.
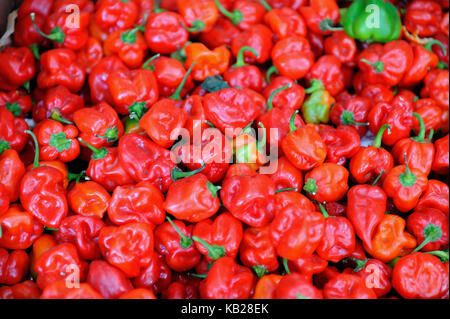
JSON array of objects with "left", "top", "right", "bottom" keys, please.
[
  {"left": 287, "top": 253, "right": 328, "bottom": 277},
  {"left": 73, "top": 102, "right": 124, "bottom": 149},
  {"left": 184, "top": 43, "right": 231, "bottom": 82},
  {"left": 221, "top": 173, "right": 276, "bottom": 227},
  {"left": 132, "top": 252, "right": 173, "bottom": 295},
  {"left": 144, "top": 12, "right": 189, "bottom": 54},
  {"left": 99, "top": 222, "right": 154, "bottom": 278},
  {"left": 0, "top": 90, "right": 33, "bottom": 118},
  {"left": 89, "top": 56, "right": 128, "bottom": 105},
  {"left": 281, "top": 113, "right": 327, "bottom": 170},
  {"left": 0, "top": 107, "right": 29, "bottom": 153},
  {"left": 364, "top": 214, "right": 417, "bottom": 263},
  {"left": 303, "top": 163, "right": 349, "bottom": 203},
  {"left": 0, "top": 280, "right": 41, "bottom": 299},
  {"left": 223, "top": 46, "right": 264, "bottom": 92},
  {"left": 231, "top": 24, "right": 273, "bottom": 64},
  {"left": 162, "top": 280, "right": 199, "bottom": 300},
  {"left": 37, "top": 49, "right": 86, "bottom": 93},
  {"left": 81, "top": 141, "right": 134, "bottom": 193},
  {"left": 299, "top": 0, "right": 341, "bottom": 35},
  {"left": 383, "top": 154, "right": 428, "bottom": 212},
  {"left": 268, "top": 157, "right": 303, "bottom": 192},
  {"left": 432, "top": 134, "right": 449, "bottom": 175},
  {"left": 177, "top": 0, "right": 218, "bottom": 33},
  {"left": 275, "top": 273, "right": 323, "bottom": 299},
  {"left": 392, "top": 252, "right": 449, "bottom": 299},
  {"left": 416, "top": 180, "right": 449, "bottom": 215},
  {"left": 199, "top": 17, "right": 240, "bottom": 49},
  {"left": 240, "top": 225, "right": 279, "bottom": 276},
  {"left": 40, "top": 281, "right": 103, "bottom": 299},
  {"left": 67, "top": 181, "right": 110, "bottom": 219},
  {"left": 368, "top": 96, "right": 415, "bottom": 146},
  {"left": 0, "top": 47, "right": 36, "bottom": 91},
  {"left": 0, "top": 147, "right": 25, "bottom": 204},
  {"left": 271, "top": 36, "right": 314, "bottom": 81},
  {"left": 360, "top": 84, "right": 394, "bottom": 105},
  {"left": 400, "top": 43, "right": 440, "bottom": 88},
  {"left": 262, "top": 76, "right": 305, "bottom": 111},
  {"left": 118, "top": 133, "right": 177, "bottom": 192},
  {"left": 433, "top": 32, "right": 449, "bottom": 64},
  {"left": 154, "top": 218, "right": 201, "bottom": 272},
  {"left": 270, "top": 191, "right": 324, "bottom": 260},
  {"left": 323, "top": 273, "right": 376, "bottom": 299},
  {"left": 421, "top": 69, "right": 449, "bottom": 110},
  {"left": 315, "top": 203, "right": 355, "bottom": 263},
  {"left": 317, "top": 125, "right": 360, "bottom": 165},
  {"left": 0, "top": 204, "right": 44, "bottom": 250},
  {"left": 107, "top": 67, "right": 159, "bottom": 115},
  {"left": 87, "top": 260, "right": 133, "bottom": 299},
  {"left": 108, "top": 181, "right": 165, "bottom": 226},
  {"left": 324, "top": 31, "right": 357, "bottom": 66},
  {"left": 407, "top": 208, "right": 449, "bottom": 252},
  {"left": 54, "top": 215, "right": 105, "bottom": 260},
  {"left": 199, "top": 256, "right": 256, "bottom": 299},
  {"left": 77, "top": 37, "right": 104, "bottom": 74},
  {"left": 193, "top": 212, "right": 243, "bottom": 262},
  {"left": 412, "top": 98, "right": 443, "bottom": 134},
  {"left": 264, "top": 5, "right": 307, "bottom": 40},
  {"left": 203, "top": 88, "right": 259, "bottom": 137},
  {"left": 120, "top": 288, "right": 157, "bottom": 299},
  {"left": 165, "top": 172, "right": 220, "bottom": 223},
  {"left": 29, "top": 234, "right": 57, "bottom": 279},
  {"left": 404, "top": 0, "right": 443, "bottom": 37},
  {"left": 33, "top": 85, "right": 84, "bottom": 124},
  {"left": 349, "top": 125, "right": 394, "bottom": 185},
  {"left": 357, "top": 40, "right": 414, "bottom": 88},
  {"left": 34, "top": 243, "right": 85, "bottom": 290},
  {"left": 330, "top": 96, "right": 371, "bottom": 137},
  {"left": 306, "top": 55, "right": 345, "bottom": 96},
  {"left": 103, "top": 19, "right": 148, "bottom": 69},
  {"left": 0, "top": 249, "right": 29, "bottom": 285},
  {"left": 33, "top": 119, "right": 80, "bottom": 162},
  {"left": 347, "top": 182, "right": 387, "bottom": 250},
  {"left": 252, "top": 274, "right": 282, "bottom": 299},
  {"left": 20, "top": 131, "right": 68, "bottom": 229},
  {"left": 94, "top": 0, "right": 138, "bottom": 34},
  {"left": 0, "top": 184, "right": 8, "bottom": 216},
  {"left": 392, "top": 113, "right": 435, "bottom": 176},
  {"left": 228, "top": 0, "right": 268, "bottom": 31}
]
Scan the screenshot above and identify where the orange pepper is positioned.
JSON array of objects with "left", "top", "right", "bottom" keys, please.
[{"left": 184, "top": 43, "right": 231, "bottom": 81}]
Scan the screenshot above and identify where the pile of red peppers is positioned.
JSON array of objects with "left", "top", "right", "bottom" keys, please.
[{"left": 0, "top": 0, "right": 449, "bottom": 300}]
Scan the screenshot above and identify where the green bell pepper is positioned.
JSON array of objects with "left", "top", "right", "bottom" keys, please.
[{"left": 343, "top": 0, "right": 401, "bottom": 43}]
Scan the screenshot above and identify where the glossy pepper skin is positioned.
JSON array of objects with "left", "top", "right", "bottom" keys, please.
[
  {"left": 404, "top": 0, "right": 443, "bottom": 37},
  {"left": 184, "top": 43, "right": 231, "bottom": 82},
  {"left": 343, "top": 0, "right": 401, "bottom": 43},
  {"left": 87, "top": 260, "right": 133, "bottom": 299},
  {"left": 0, "top": 107, "right": 30, "bottom": 153},
  {"left": 221, "top": 173, "right": 276, "bottom": 227},
  {"left": 40, "top": 281, "right": 103, "bottom": 299},
  {"left": 253, "top": 274, "right": 282, "bottom": 299},
  {"left": 303, "top": 163, "right": 349, "bottom": 203},
  {"left": 416, "top": 180, "right": 449, "bottom": 215},
  {"left": 199, "top": 256, "right": 256, "bottom": 299},
  {"left": 421, "top": 69, "right": 449, "bottom": 110},
  {"left": 94, "top": 0, "right": 138, "bottom": 34},
  {"left": 231, "top": 24, "right": 273, "bottom": 65},
  {"left": 324, "top": 31, "right": 357, "bottom": 66},
  {"left": 177, "top": 0, "right": 218, "bottom": 33},
  {"left": 268, "top": 157, "right": 303, "bottom": 192},
  {"left": 76, "top": 37, "right": 104, "bottom": 74},
  {"left": 264, "top": 6, "right": 307, "bottom": 40},
  {"left": 306, "top": 56, "right": 345, "bottom": 97},
  {"left": 432, "top": 134, "right": 449, "bottom": 174},
  {"left": 299, "top": 0, "right": 341, "bottom": 35},
  {"left": 323, "top": 273, "right": 377, "bottom": 299},
  {"left": 0, "top": 90, "right": 33, "bottom": 118},
  {"left": 364, "top": 214, "right": 417, "bottom": 263},
  {"left": 347, "top": 184, "right": 387, "bottom": 250},
  {"left": 330, "top": 96, "right": 372, "bottom": 137},
  {"left": 302, "top": 79, "right": 335, "bottom": 124},
  {"left": 99, "top": 222, "right": 154, "bottom": 278},
  {"left": 393, "top": 252, "right": 449, "bottom": 299},
  {"left": 0, "top": 47, "right": 36, "bottom": 91},
  {"left": 54, "top": 215, "right": 105, "bottom": 260},
  {"left": 262, "top": 76, "right": 305, "bottom": 111},
  {"left": 287, "top": 253, "right": 328, "bottom": 277},
  {"left": 0, "top": 249, "right": 30, "bottom": 285},
  {"left": 118, "top": 133, "right": 176, "bottom": 192},
  {"left": 0, "top": 280, "right": 41, "bottom": 299},
  {"left": 144, "top": 12, "right": 188, "bottom": 54},
  {"left": 400, "top": 43, "right": 440, "bottom": 88},
  {"left": 275, "top": 273, "right": 323, "bottom": 299},
  {"left": 0, "top": 204, "right": 44, "bottom": 250},
  {"left": 37, "top": 49, "right": 86, "bottom": 93},
  {"left": 108, "top": 181, "right": 165, "bottom": 226},
  {"left": 318, "top": 125, "right": 360, "bottom": 165},
  {"left": 407, "top": 208, "right": 449, "bottom": 252}
]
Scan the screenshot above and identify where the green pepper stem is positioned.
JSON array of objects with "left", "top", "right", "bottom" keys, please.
[
  {"left": 289, "top": 110, "right": 299, "bottom": 133},
  {"left": 275, "top": 187, "right": 298, "bottom": 193},
  {"left": 399, "top": 153, "right": 417, "bottom": 188},
  {"left": 169, "top": 61, "right": 197, "bottom": 101},
  {"left": 283, "top": 258, "right": 290, "bottom": 274},
  {"left": 425, "top": 249, "right": 449, "bottom": 262},
  {"left": 387, "top": 256, "right": 400, "bottom": 268},
  {"left": 171, "top": 163, "right": 206, "bottom": 181},
  {"left": 24, "top": 130, "right": 40, "bottom": 168},
  {"left": 0, "top": 139, "right": 11, "bottom": 155},
  {"left": 128, "top": 101, "right": 148, "bottom": 119},
  {"left": 207, "top": 182, "right": 221, "bottom": 199},
  {"left": 360, "top": 59, "right": 384, "bottom": 73},
  {"left": 142, "top": 53, "right": 161, "bottom": 71},
  {"left": 411, "top": 112, "right": 426, "bottom": 143},
  {"left": 233, "top": 46, "right": 259, "bottom": 68},
  {"left": 340, "top": 110, "right": 369, "bottom": 126},
  {"left": 319, "top": 19, "right": 344, "bottom": 32},
  {"left": 371, "top": 170, "right": 385, "bottom": 186},
  {"left": 318, "top": 202, "right": 329, "bottom": 218},
  {"left": 252, "top": 265, "right": 269, "bottom": 278},
  {"left": 68, "top": 170, "right": 86, "bottom": 183},
  {"left": 30, "top": 12, "right": 65, "bottom": 44},
  {"left": 267, "top": 84, "right": 291, "bottom": 111},
  {"left": 95, "top": 126, "right": 119, "bottom": 143},
  {"left": 77, "top": 138, "right": 108, "bottom": 160},
  {"left": 51, "top": 110, "right": 74, "bottom": 125},
  {"left": 214, "top": 0, "right": 243, "bottom": 25},
  {"left": 259, "top": 0, "right": 272, "bottom": 11},
  {"left": 188, "top": 273, "right": 208, "bottom": 278},
  {"left": 303, "top": 178, "right": 318, "bottom": 195},
  {"left": 412, "top": 223, "right": 442, "bottom": 253},
  {"left": 304, "top": 79, "right": 324, "bottom": 94},
  {"left": 265, "top": 65, "right": 278, "bottom": 84},
  {"left": 192, "top": 236, "right": 226, "bottom": 260},
  {"left": 166, "top": 216, "right": 193, "bottom": 249},
  {"left": 120, "top": 16, "right": 147, "bottom": 44},
  {"left": 428, "top": 129, "right": 434, "bottom": 141},
  {"left": 372, "top": 124, "right": 390, "bottom": 148},
  {"left": 182, "top": 20, "right": 206, "bottom": 33},
  {"left": 256, "top": 122, "right": 266, "bottom": 153},
  {"left": 424, "top": 39, "right": 447, "bottom": 56},
  {"left": 349, "top": 258, "right": 369, "bottom": 272},
  {"left": 29, "top": 44, "right": 40, "bottom": 60},
  {"left": 437, "top": 61, "right": 448, "bottom": 69}
]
